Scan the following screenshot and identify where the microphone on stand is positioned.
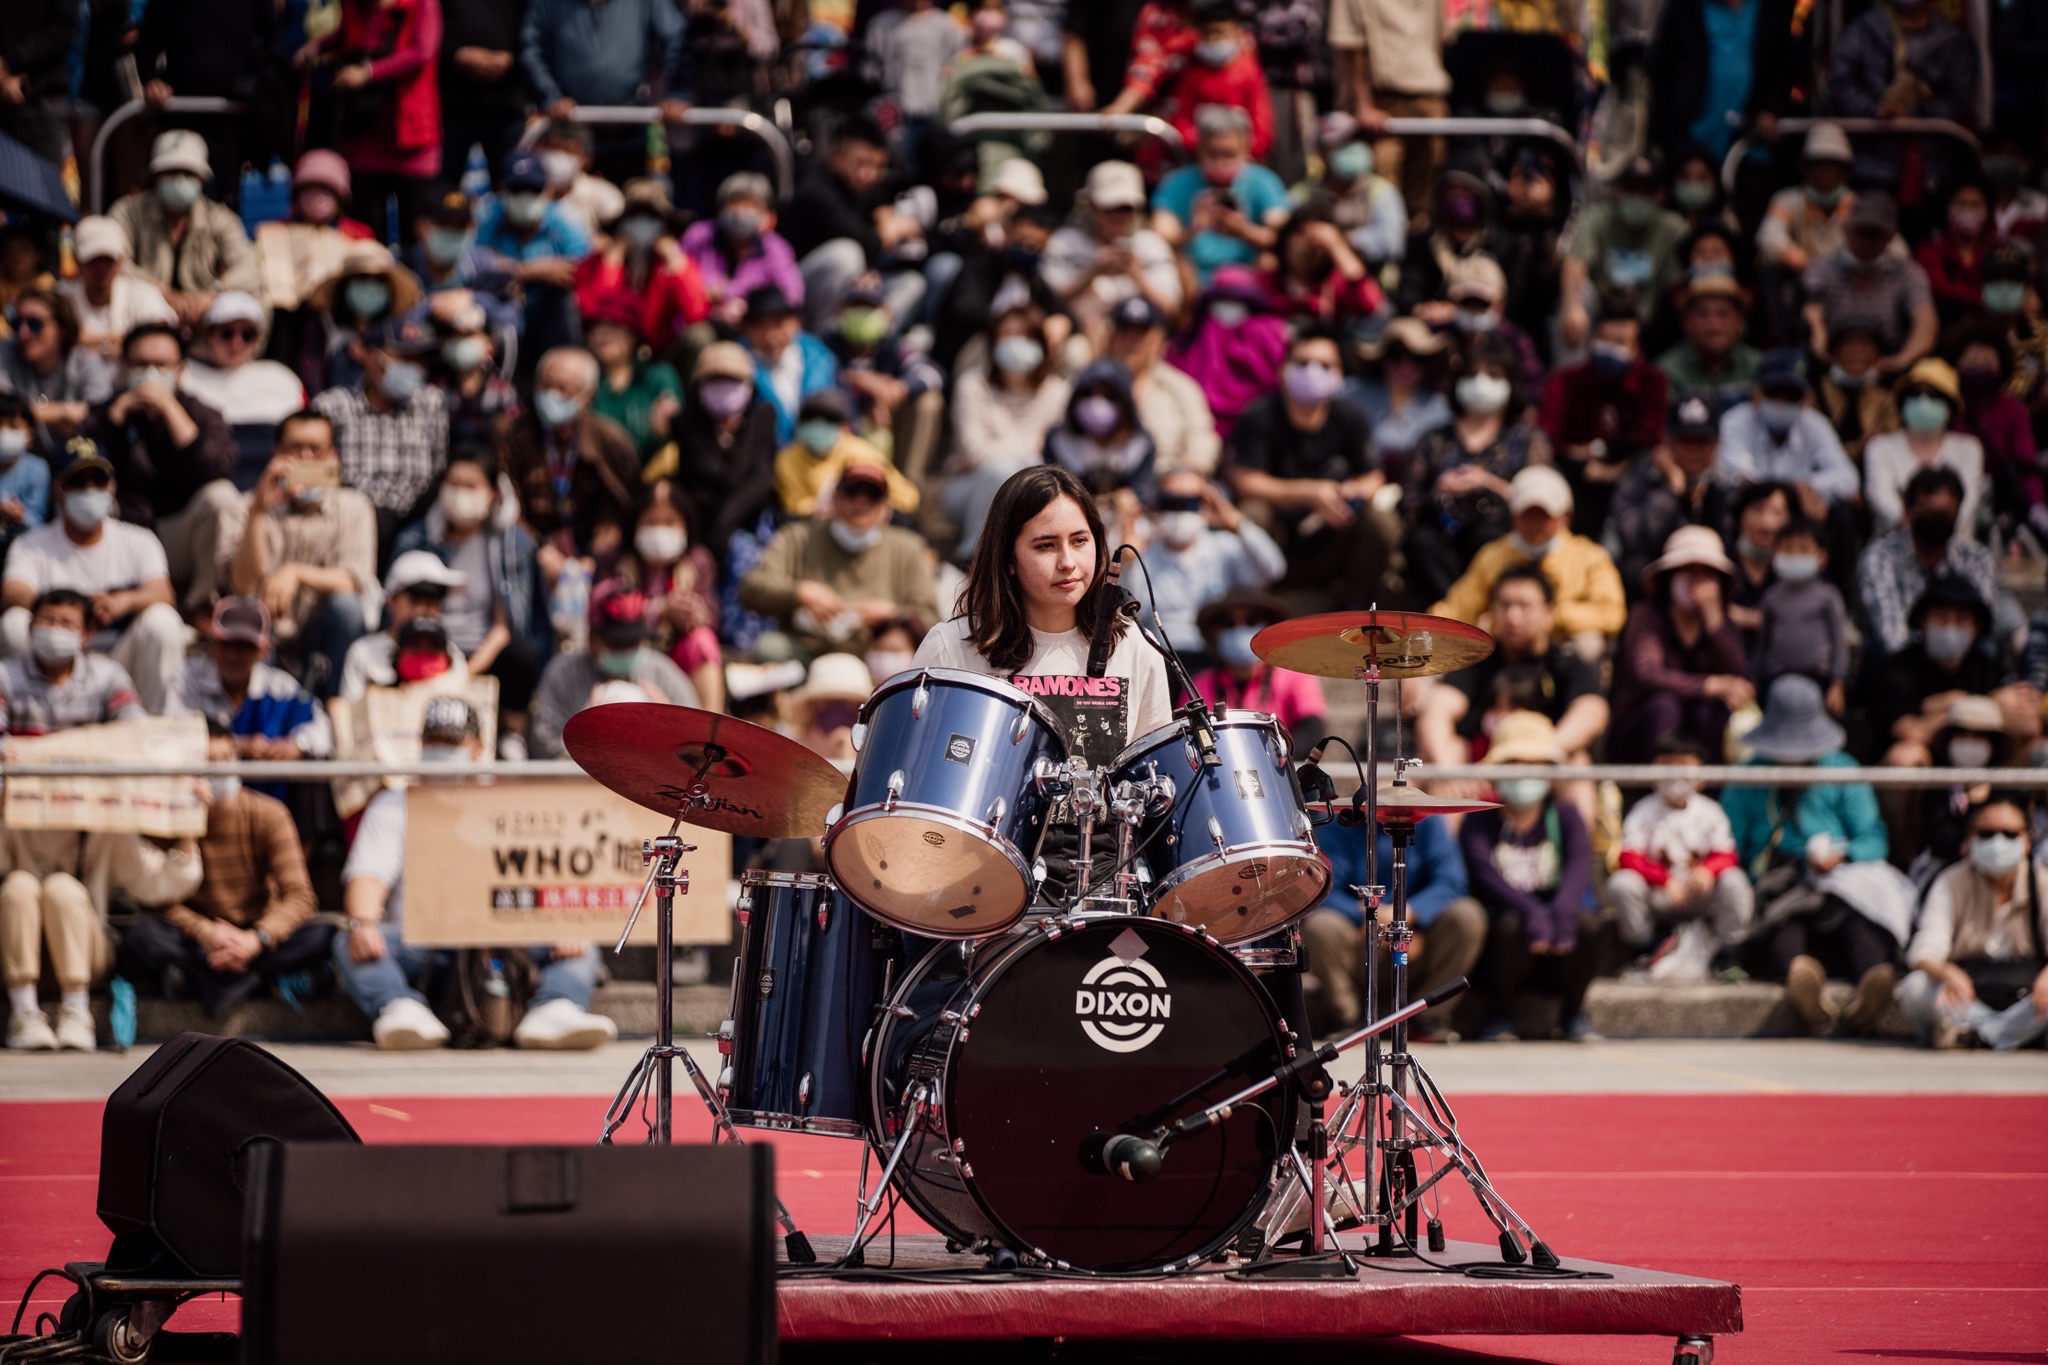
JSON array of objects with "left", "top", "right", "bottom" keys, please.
[
  {"left": 1083, "top": 1131, "right": 1166, "bottom": 1183},
  {"left": 1088, "top": 549, "right": 1137, "bottom": 679},
  {"left": 1298, "top": 737, "right": 1337, "bottom": 810}
]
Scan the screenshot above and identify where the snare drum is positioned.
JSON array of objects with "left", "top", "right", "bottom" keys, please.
[
  {"left": 1110, "top": 711, "right": 1330, "bottom": 945},
  {"left": 825, "top": 669, "right": 1069, "bottom": 938},
  {"left": 718, "top": 871, "right": 902, "bottom": 1137}
]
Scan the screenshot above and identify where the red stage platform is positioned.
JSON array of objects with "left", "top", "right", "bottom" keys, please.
[{"left": 776, "top": 1235, "right": 1741, "bottom": 1349}]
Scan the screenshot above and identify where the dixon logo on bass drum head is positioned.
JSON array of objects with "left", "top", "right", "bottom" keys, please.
[{"left": 1074, "top": 929, "right": 1172, "bottom": 1053}]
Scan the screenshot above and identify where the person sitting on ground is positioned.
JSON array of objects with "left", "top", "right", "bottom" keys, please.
[
  {"left": 743, "top": 286, "right": 842, "bottom": 448},
  {"left": 0, "top": 289, "right": 114, "bottom": 443},
  {"left": 1801, "top": 190, "right": 1938, "bottom": 380},
  {"left": 1189, "top": 591, "right": 1327, "bottom": 758},
  {"left": 1717, "top": 347, "right": 1860, "bottom": 520},
  {"left": 1610, "top": 526, "right": 1753, "bottom": 764},
  {"left": 1133, "top": 473, "right": 1285, "bottom": 661},
  {"left": 179, "top": 291, "right": 309, "bottom": 476},
  {"left": 1539, "top": 308, "right": 1668, "bottom": 537},
  {"left": 943, "top": 305, "right": 1076, "bottom": 560},
  {"left": 1151, "top": 104, "right": 1291, "bottom": 285},
  {"left": 338, "top": 696, "right": 618, "bottom": 1050},
  {"left": 0, "top": 393, "right": 51, "bottom": 558},
  {"left": 1309, "top": 111, "right": 1408, "bottom": 274},
  {"left": 826, "top": 274, "right": 946, "bottom": 476},
  {"left": 1857, "top": 466, "right": 2004, "bottom": 658},
  {"left": 789, "top": 652, "right": 874, "bottom": 764},
  {"left": 1898, "top": 797, "right": 2047, "bottom": 1052},
  {"left": 222, "top": 409, "right": 378, "bottom": 698},
  {"left": 657, "top": 342, "right": 780, "bottom": 560},
  {"left": 1344, "top": 317, "right": 1451, "bottom": 476},
  {"left": 530, "top": 582, "right": 701, "bottom": 759},
  {"left": 1754, "top": 122, "right": 1860, "bottom": 337},
  {"left": 1864, "top": 358, "right": 1986, "bottom": 535},
  {"left": 1558, "top": 155, "right": 1689, "bottom": 348},
  {"left": 1876, "top": 574, "right": 2038, "bottom": 770},
  {"left": 1914, "top": 180, "right": 1999, "bottom": 328},
  {"left": 577, "top": 288, "right": 683, "bottom": 466},
  {"left": 1753, "top": 517, "right": 1849, "bottom": 711},
  {"left": 1606, "top": 735, "right": 1754, "bottom": 982},
  {"left": 107, "top": 131, "right": 263, "bottom": 331},
  {"left": 1305, "top": 805, "right": 1483, "bottom": 1043},
  {"left": 1041, "top": 160, "right": 1186, "bottom": 347},
  {"left": 82, "top": 321, "right": 239, "bottom": 615},
  {"left": 166, "top": 597, "right": 334, "bottom": 792},
  {"left": 1724, "top": 675, "right": 1910, "bottom": 1037},
  {"left": 502, "top": 346, "right": 643, "bottom": 577},
  {"left": 781, "top": 118, "right": 926, "bottom": 332},
  {"left": 535, "top": 122, "right": 627, "bottom": 243},
  {"left": 741, "top": 463, "right": 941, "bottom": 662},
  {"left": 424, "top": 291, "right": 518, "bottom": 454},
  {"left": 1905, "top": 696, "right": 2030, "bottom": 880},
  {"left": 595, "top": 479, "right": 723, "bottom": 713},
  {"left": 472, "top": 150, "right": 593, "bottom": 349},
  {"left": 338, "top": 550, "right": 471, "bottom": 701},
  {"left": 1950, "top": 329, "right": 2045, "bottom": 545},
  {"left": 1431, "top": 465, "right": 1627, "bottom": 661},
  {"left": 1811, "top": 324, "right": 1901, "bottom": 468},
  {"left": 572, "top": 178, "right": 708, "bottom": 359},
  {"left": 1604, "top": 395, "right": 1733, "bottom": 601},
  {"left": 1, "top": 443, "right": 183, "bottom": 712},
  {"left": 1044, "top": 358, "right": 1159, "bottom": 503},
  {"left": 311, "top": 313, "right": 450, "bottom": 555},
  {"left": 117, "top": 738, "right": 333, "bottom": 1018},
  {"left": 774, "top": 389, "right": 919, "bottom": 520},
  {"left": 1461, "top": 710, "right": 1605, "bottom": 1043},
  {"left": 681, "top": 172, "right": 806, "bottom": 331},
  {"left": 57, "top": 216, "right": 174, "bottom": 362}
]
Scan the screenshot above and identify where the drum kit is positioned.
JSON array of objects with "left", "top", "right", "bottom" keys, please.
[{"left": 563, "top": 606, "right": 1561, "bottom": 1275}]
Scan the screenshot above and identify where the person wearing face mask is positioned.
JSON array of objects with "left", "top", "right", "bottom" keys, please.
[
  {"left": 283, "top": 151, "right": 376, "bottom": 243},
  {"left": 1436, "top": 254, "right": 1546, "bottom": 398},
  {"left": 1393, "top": 172, "right": 1501, "bottom": 321},
  {"left": 782, "top": 119, "right": 928, "bottom": 334},
  {"left": 1154, "top": 2, "right": 1273, "bottom": 169},
  {"left": 1858, "top": 466, "right": 2008, "bottom": 658},
  {"left": 739, "top": 286, "right": 842, "bottom": 448},
  {"left": 1130, "top": 473, "right": 1283, "bottom": 658},
  {"left": 423, "top": 291, "right": 517, "bottom": 452},
  {"left": 1899, "top": 798, "right": 2048, "bottom": 1051},
  {"left": 1044, "top": 358, "right": 1160, "bottom": 504},
  {"left": 1538, "top": 309, "right": 1667, "bottom": 537},
  {"left": 1224, "top": 328, "right": 1391, "bottom": 610},
  {"left": 1915, "top": 181, "right": 2002, "bottom": 327},
  {"left": 1863, "top": 358, "right": 1985, "bottom": 534},
  {"left": 1756, "top": 122, "right": 1860, "bottom": 286},
  {"left": 1654, "top": 274, "right": 1761, "bottom": 419},
  {"left": 106, "top": 132, "right": 262, "bottom": 332},
  {"left": 1810, "top": 325, "right": 1900, "bottom": 466},
  {"left": 180, "top": 293, "right": 309, "bottom": 482},
  {"left": 1041, "top": 161, "right": 1186, "bottom": 352},
  {"left": 1432, "top": 461, "right": 1625, "bottom": 660},
  {"left": 574, "top": 179, "right": 709, "bottom": 361},
  {"left": 741, "top": 465, "right": 940, "bottom": 662},
  {"left": 337, "top": 550, "right": 472, "bottom": 700},
  {"left": 1948, "top": 330, "right": 2046, "bottom": 541},
  {"left": 1752, "top": 518, "right": 1849, "bottom": 713},
  {"left": 167, "top": 597, "right": 334, "bottom": 795},
  {"left": 1187, "top": 591, "right": 1324, "bottom": 751},
  {"left": 1460, "top": 711, "right": 1604, "bottom": 1042},
  {"left": 655, "top": 342, "right": 780, "bottom": 562},
  {"left": 1606, "top": 735, "right": 1754, "bottom": 982},
  {"left": 393, "top": 448, "right": 549, "bottom": 743},
  {"left": 774, "top": 388, "right": 920, "bottom": 519},
  {"left": 57, "top": 217, "right": 177, "bottom": 364},
  {"left": 0, "top": 392, "right": 47, "bottom": 563},
  {"left": 1558, "top": 157, "right": 1689, "bottom": 350},
  {"left": 824, "top": 274, "right": 946, "bottom": 477},
  {"left": 945, "top": 306, "right": 1072, "bottom": 556},
  {"left": 310, "top": 314, "right": 450, "bottom": 558},
  {"left": 1151, "top": 105, "right": 1291, "bottom": 285},
  {"left": 0, "top": 445, "right": 184, "bottom": 711},
  {"left": 302, "top": 241, "right": 430, "bottom": 395},
  {"left": 340, "top": 696, "right": 619, "bottom": 1050},
  {"left": 861, "top": 615, "right": 925, "bottom": 689},
  {"left": 1718, "top": 347, "right": 1859, "bottom": 524},
  {"left": 598, "top": 478, "right": 723, "bottom": 712},
  {"left": 1404, "top": 342, "right": 1546, "bottom": 597},
  {"left": 1800, "top": 191, "right": 1939, "bottom": 381},
  {"left": 1903, "top": 697, "right": 2025, "bottom": 880},
  {"left": 474, "top": 151, "right": 594, "bottom": 353},
  {"left": 0, "top": 589, "right": 149, "bottom": 1052},
  {"left": 1603, "top": 395, "right": 1736, "bottom": 601},
  {"left": 291, "top": 0, "right": 445, "bottom": 246},
  {"left": 576, "top": 288, "right": 685, "bottom": 464},
  {"left": 404, "top": 189, "right": 514, "bottom": 311},
  {"left": 1310, "top": 113, "right": 1408, "bottom": 272},
  {"left": 1164, "top": 267, "right": 1289, "bottom": 442},
  {"left": 1609, "top": 526, "right": 1754, "bottom": 763},
  {"left": 504, "top": 346, "right": 642, "bottom": 583},
  {"left": 1878, "top": 574, "right": 2038, "bottom": 769},
  {"left": 1263, "top": 203, "right": 1384, "bottom": 332},
  {"left": 1103, "top": 296, "right": 1221, "bottom": 477},
  {"left": 680, "top": 173, "right": 806, "bottom": 332},
  {"left": 530, "top": 582, "right": 701, "bottom": 760},
  {"left": 534, "top": 125, "right": 624, "bottom": 242},
  {"left": 1344, "top": 317, "right": 1451, "bottom": 474}
]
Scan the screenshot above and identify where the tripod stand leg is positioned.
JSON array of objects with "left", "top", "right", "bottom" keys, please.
[
  {"left": 1384, "top": 1079, "right": 1551, "bottom": 1264},
  {"left": 599, "top": 1050, "right": 655, "bottom": 1145}
]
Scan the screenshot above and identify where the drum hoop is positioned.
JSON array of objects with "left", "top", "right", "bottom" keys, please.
[
  {"left": 737, "top": 869, "right": 836, "bottom": 891},
  {"left": 864, "top": 666, "right": 1072, "bottom": 754},
  {"left": 824, "top": 804, "right": 1035, "bottom": 939},
  {"left": 723, "top": 1110, "right": 866, "bottom": 1139},
  {"left": 1107, "top": 709, "right": 1281, "bottom": 773}
]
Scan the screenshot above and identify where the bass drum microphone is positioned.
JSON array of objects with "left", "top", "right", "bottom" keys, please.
[{"left": 1080, "top": 1131, "right": 1165, "bottom": 1184}]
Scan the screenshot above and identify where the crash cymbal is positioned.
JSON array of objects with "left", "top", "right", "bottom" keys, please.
[
  {"left": 1252, "top": 611, "right": 1494, "bottom": 681},
  {"left": 1307, "top": 782, "right": 1500, "bottom": 827},
  {"left": 563, "top": 703, "right": 844, "bottom": 839}
]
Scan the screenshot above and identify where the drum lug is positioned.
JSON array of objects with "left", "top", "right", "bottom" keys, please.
[
  {"left": 1295, "top": 810, "right": 1314, "bottom": 840},
  {"left": 1032, "top": 857, "right": 1049, "bottom": 886},
  {"left": 939, "top": 1010, "right": 964, "bottom": 1026},
  {"left": 1208, "top": 815, "right": 1228, "bottom": 851},
  {"left": 911, "top": 681, "right": 930, "bottom": 718},
  {"left": 889, "top": 1004, "right": 917, "bottom": 1018},
  {"left": 850, "top": 721, "right": 868, "bottom": 752},
  {"left": 983, "top": 796, "right": 1007, "bottom": 828},
  {"left": 825, "top": 801, "right": 843, "bottom": 827},
  {"left": 884, "top": 769, "right": 906, "bottom": 809},
  {"left": 952, "top": 1137, "right": 966, "bottom": 1154},
  {"left": 716, "top": 1065, "right": 733, "bottom": 1091},
  {"left": 798, "top": 1073, "right": 812, "bottom": 1109},
  {"left": 1031, "top": 756, "right": 1068, "bottom": 795},
  {"left": 1010, "top": 709, "right": 1031, "bottom": 743}
]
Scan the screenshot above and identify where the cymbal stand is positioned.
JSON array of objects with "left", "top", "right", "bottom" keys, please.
[{"left": 843, "top": 1081, "right": 931, "bottom": 1263}]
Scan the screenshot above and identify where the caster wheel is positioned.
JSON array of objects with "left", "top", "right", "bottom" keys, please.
[
  {"left": 1673, "top": 1335, "right": 1714, "bottom": 1365},
  {"left": 93, "top": 1307, "right": 153, "bottom": 1365},
  {"left": 56, "top": 1291, "right": 88, "bottom": 1333}
]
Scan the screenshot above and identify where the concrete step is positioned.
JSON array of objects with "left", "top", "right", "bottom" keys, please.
[{"left": 90, "top": 978, "right": 1906, "bottom": 1045}]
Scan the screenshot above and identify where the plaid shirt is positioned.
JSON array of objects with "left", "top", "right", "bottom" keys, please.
[
  {"left": 311, "top": 384, "right": 449, "bottom": 517},
  {"left": 0, "top": 654, "right": 145, "bottom": 738},
  {"left": 220, "top": 485, "right": 380, "bottom": 638},
  {"left": 1855, "top": 527, "right": 2001, "bottom": 656},
  {"left": 160, "top": 788, "right": 316, "bottom": 943}
]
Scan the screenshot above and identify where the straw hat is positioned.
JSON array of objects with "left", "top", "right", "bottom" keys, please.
[
  {"left": 792, "top": 653, "right": 874, "bottom": 722},
  {"left": 1897, "top": 356, "right": 1962, "bottom": 408},
  {"left": 1484, "top": 710, "right": 1565, "bottom": 764},
  {"left": 1643, "top": 524, "right": 1736, "bottom": 589},
  {"left": 306, "top": 242, "right": 423, "bottom": 316}
]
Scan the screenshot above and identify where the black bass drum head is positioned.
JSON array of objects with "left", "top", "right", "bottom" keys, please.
[{"left": 950, "top": 918, "right": 1294, "bottom": 1271}]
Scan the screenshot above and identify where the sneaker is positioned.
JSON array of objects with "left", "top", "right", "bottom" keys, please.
[
  {"left": 53, "top": 1003, "right": 96, "bottom": 1052},
  {"left": 1564, "top": 1011, "right": 1603, "bottom": 1043},
  {"left": 513, "top": 997, "right": 617, "bottom": 1051},
  {"left": 1647, "top": 922, "right": 1716, "bottom": 985},
  {"left": 372, "top": 997, "right": 450, "bottom": 1051},
  {"left": 1783, "top": 955, "right": 1834, "bottom": 1033},
  {"left": 6, "top": 1009, "right": 57, "bottom": 1051},
  {"left": 498, "top": 732, "right": 529, "bottom": 762},
  {"left": 1477, "top": 1018, "right": 1520, "bottom": 1043},
  {"left": 1839, "top": 963, "right": 1896, "bottom": 1035}
]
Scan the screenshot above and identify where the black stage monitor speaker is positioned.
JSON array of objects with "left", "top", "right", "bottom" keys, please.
[
  {"left": 98, "top": 1032, "right": 360, "bottom": 1276},
  {"left": 241, "top": 1142, "right": 777, "bottom": 1365}
]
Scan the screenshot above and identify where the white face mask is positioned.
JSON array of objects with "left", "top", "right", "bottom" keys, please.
[
  {"left": 1970, "top": 833, "right": 2025, "bottom": 878},
  {"left": 1160, "top": 510, "right": 1205, "bottom": 548},
  {"left": 208, "top": 775, "right": 242, "bottom": 804},
  {"left": 1509, "top": 531, "right": 1558, "bottom": 561},
  {"left": 439, "top": 483, "right": 493, "bottom": 527},
  {"left": 540, "top": 149, "right": 580, "bottom": 190},
  {"left": 865, "top": 648, "right": 914, "bottom": 681},
  {"left": 635, "top": 524, "right": 688, "bottom": 565},
  {"left": 1456, "top": 373, "right": 1511, "bottom": 415},
  {"left": 0, "top": 428, "right": 28, "bottom": 461},
  {"left": 830, "top": 520, "right": 884, "bottom": 555},
  {"left": 30, "top": 625, "right": 82, "bottom": 665},
  {"left": 1946, "top": 735, "right": 1993, "bottom": 768},
  {"left": 1658, "top": 779, "right": 1697, "bottom": 806}
]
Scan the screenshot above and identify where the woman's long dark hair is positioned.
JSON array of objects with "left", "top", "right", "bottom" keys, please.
[{"left": 963, "top": 465, "right": 1125, "bottom": 674}]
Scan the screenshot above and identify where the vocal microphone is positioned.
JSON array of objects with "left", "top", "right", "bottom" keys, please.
[
  {"left": 1086, "top": 548, "right": 1137, "bottom": 679},
  {"left": 1297, "top": 737, "right": 1337, "bottom": 808}
]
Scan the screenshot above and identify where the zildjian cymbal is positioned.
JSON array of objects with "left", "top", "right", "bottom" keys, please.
[
  {"left": 563, "top": 703, "right": 843, "bottom": 838},
  {"left": 1251, "top": 610, "right": 1495, "bottom": 681}
]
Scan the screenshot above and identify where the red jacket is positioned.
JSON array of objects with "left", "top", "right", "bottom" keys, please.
[
  {"left": 1914, "top": 231, "right": 1999, "bottom": 318},
  {"left": 1539, "top": 360, "right": 1669, "bottom": 456},
  {"left": 1165, "top": 47, "right": 1273, "bottom": 161},
  {"left": 574, "top": 250, "right": 711, "bottom": 349},
  {"left": 324, "top": 0, "right": 442, "bottom": 155}
]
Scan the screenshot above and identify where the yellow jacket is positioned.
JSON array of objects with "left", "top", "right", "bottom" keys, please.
[
  {"left": 773, "top": 432, "right": 921, "bottom": 518},
  {"left": 1431, "top": 533, "right": 1628, "bottom": 640}
]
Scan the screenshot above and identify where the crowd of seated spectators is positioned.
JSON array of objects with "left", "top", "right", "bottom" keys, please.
[{"left": 2, "top": 0, "right": 2045, "bottom": 1053}]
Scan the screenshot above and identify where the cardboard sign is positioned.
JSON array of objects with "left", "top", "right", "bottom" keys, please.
[
  {"left": 401, "top": 777, "right": 732, "bottom": 948},
  {"left": 327, "top": 675, "right": 500, "bottom": 818},
  {"left": 2, "top": 715, "right": 209, "bottom": 836}
]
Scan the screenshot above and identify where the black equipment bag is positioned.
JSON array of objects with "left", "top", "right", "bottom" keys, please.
[
  {"left": 240, "top": 1142, "right": 777, "bottom": 1365},
  {"left": 97, "top": 1032, "right": 360, "bottom": 1277}
]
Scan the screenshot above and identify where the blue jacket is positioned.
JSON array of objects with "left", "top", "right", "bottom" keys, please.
[
  {"left": 519, "top": 0, "right": 685, "bottom": 108},
  {"left": 750, "top": 333, "right": 840, "bottom": 446},
  {"left": 1314, "top": 813, "right": 1469, "bottom": 929},
  {"left": 1723, "top": 752, "right": 1888, "bottom": 880}
]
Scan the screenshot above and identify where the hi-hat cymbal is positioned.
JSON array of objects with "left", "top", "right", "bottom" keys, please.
[
  {"left": 1308, "top": 784, "right": 1501, "bottom": 827},
  {"left": 563, "top": 703, "right": 844, "bottom": 839},
  {"left": 1252, "top": 611, "right": 1494, "bottom": 681}
]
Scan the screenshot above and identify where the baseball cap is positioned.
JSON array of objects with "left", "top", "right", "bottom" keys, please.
[
  {"left": 693, "top": 340, "right": 756, "bottom": 385},
  {"left": 397, "top": 615, "right": 450, "bottom": 653},
  {"left": 1085, "top": 161, "right": 1147, "bottom": 212},
  {"left": 1669, "top": 394, "right": 1718, "bottom": 441},
  {"left": 385, "top": 549, "right": 469, "bottom": 598},
  {"left": 799, "top": 389, "right": 850, "bottom": 425},
  {"left": 500, "top": 150, "right": 549, "bottom": 192},
  {"left": 744, "top": 285, "right": 798, "bottom": 321},
  {"left": 204, "top": 291, "right": 267, "bottom": 329},
  {"left": 1614, "top": 154, "right": 1660, "bottom": 190},
  {"left": 72, "top": 216, "right": 128, "bottom": 263},
  {"left": 428, "top": 187, "right": 475, "bottom": 226},
  {"left": 1444, "top": 254, "right": 1507, "bottom": 306},
  {"left": 837, "top": 460, "right": 890, "bottom": 496},
  {"left": 55, "top": 437, "right": 115, "bottom": 486},
  {"left": 210, "top": 596, "right": 272, "bottom": 646},
  {"left": 589, "top": 580, "right": 650, "bottom": 647},
  {"left": 1847, "top": 190, "right": 1898, "bottom": 236},
  {"left": 1757, "top": 347, "right": 1807, "bottom": 394},
  {"left": 987, "top": 158, "right": 1048, "bottom": 206},
  {"left": 1507, "top": 465, "right": 1574, "bottom": 516},
  {"left": 1110, "top": 295, "right": 1164, "bottom": 332},
  {"left": 1983, "top": 242, "right": 2031, "bottom": 283},
  {"left": 420, "top": 694, "right": 480, "bottom": 745}
]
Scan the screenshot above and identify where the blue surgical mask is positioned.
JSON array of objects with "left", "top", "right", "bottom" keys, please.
[
  {"left": 620, "top": 215, "right": 664, "bottom": 250},
  {"left": 534, "top": 389, "right": 584, "bottom": 428},
  {"left": 343, "top": 278, "right": 392, "bottom": 319},
  {"left": 830, "top": 520, "right": 884, "bottom": 555},
  {"left": 1193, "top": 38, "right": 1237, "bottom": 67},
  {"left": 63, "top": 487, "right": 114, "bottom": 530},
  {"left": 1758, "top": 399, "right": 1801, "bottom": 435},
  {"left": 442, "top": 336, "right": 487, "bottom": 373},
  {"left": 379, "top": 358, "right": 425, "bottom": 403},
  {"left": 426, "top": 227, "right": 469, "bottom": 265},
  {"left": 992, "top": 336, "right": 1045, "bottom": 375},
  {"left": 1217, "top": 625, "right": 1260, "bottom": 670},
  {"left": 1982, "top": 281, "right": 2026, "bottom": 315},
  {"left": 156, "top": 174, "right": 202, "bottom": 213},
  {"left": 597, "top": 647, "right": 641, "bottom": 679},
  {"left": 1509, "top": 532, "right": 1557, "bottom": 561},
  {"left": 1495, "top": 776, "right": 1552, "bottom": 808},
  {"left": 797, "top": 420, "right": 841, "bottom": 456},
  {"left": 1923, "top": 624, "right": 1976, "bottom": 665},
  {"left": 1970, "top": 833, "right": 2025, "bottom": 877},
  {"left": 1901, "top": 394, "right": 1949, "bottom": 435},
  {"left": 1330, "top": 143, "right": 1372, "bottom": 182},
  {"left": 1772, "top": 553, "right": 1820, "bottom": 582}
]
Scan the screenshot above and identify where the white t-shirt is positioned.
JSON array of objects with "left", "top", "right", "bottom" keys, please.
[
  {"left": 3, "top": 518, "right": 170, "bottom": 598},
  {"left": 342, "top": 787, "right": 409, "bottom": 934},
  {"left": 913, "top": 615, "right": 1173, "bottom": 766},
  {"left": 59, "top": 275, "right": 176, "bottom": 357},
  {"left": 181, "top": 358, "right": 308, "bottom": 427}
]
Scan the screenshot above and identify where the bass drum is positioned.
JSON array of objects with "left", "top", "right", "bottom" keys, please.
[{"left": 866, "top": 917, "right": 1297, "bottom": 1273}]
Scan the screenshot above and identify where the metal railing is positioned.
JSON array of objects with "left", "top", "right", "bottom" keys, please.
[
  {"left": 947, "top": 112, "right": 1188, "bottom": 163},
  {"left": 89, "top": 96, "right": 250, "bottom": 214},
  {"left": 515, "top": 106, "right": 796, "bottom": 201},
  {"left": 1380, "top": 117, "right": 1585, "bottom": 182},
  {"left": 1719, "top": 117, "right": 1982, "bottom": 197}
]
